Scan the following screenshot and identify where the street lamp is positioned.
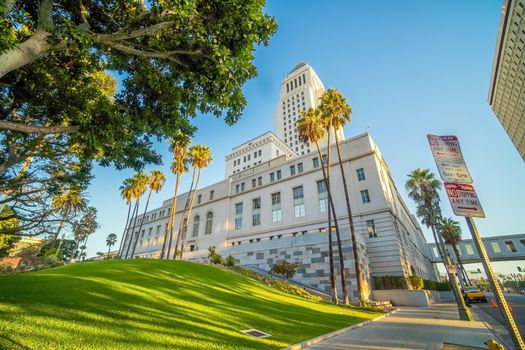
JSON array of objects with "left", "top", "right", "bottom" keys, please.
[{"left": 418, "top": 195, "right": 473, "bottom": 321}]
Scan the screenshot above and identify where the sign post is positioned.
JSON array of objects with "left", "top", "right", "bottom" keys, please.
[{"left": 428, "top": 134, "right": 524, "bottom": 350}]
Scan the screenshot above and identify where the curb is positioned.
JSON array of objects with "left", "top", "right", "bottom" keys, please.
[
  {"left": 280, "top": 308, "right": 399, "bottom": 350},
  {"left": 470, "top": 305, "right": 515, "bottom": 350}
]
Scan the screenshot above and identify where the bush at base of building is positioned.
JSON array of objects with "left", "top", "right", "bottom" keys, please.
[
  {"left": 207, "top": 247, "right": 224, "bottom": 265},
  {"left": 232, "top": 266, "right": 321, "bottom": 302},
  {"left": 0, "top": 262, "right": 14, "bottom": 275},
  {"left": 372, "top": 275, "right": 407, "bottom": 290},
  {"left": 408, "top": 276, "right": 424, "bottom": 290},
  {"left": 225, "top": 255, "right": 236, "bottom": 267},
  {"left": 270, "top": 261, "right": 299, "bottom": 281},
  {"left": 422, "top": 279, "right": 451, "bottom": 291}
]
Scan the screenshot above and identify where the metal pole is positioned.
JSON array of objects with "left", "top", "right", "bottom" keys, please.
[
  {"left": 432, "top": 214, "right": 473, "bottom": 321},
  {"left": 465, "top": 217, "right": 524, "bottom": 350}
]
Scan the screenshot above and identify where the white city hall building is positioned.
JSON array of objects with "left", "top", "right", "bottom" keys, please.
[{"left": 120, "top": 64, "right": 436, "bottom": 300}]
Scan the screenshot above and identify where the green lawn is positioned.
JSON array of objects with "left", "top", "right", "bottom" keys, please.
[{"left": 0, "top": 260, "right": 380, "bottom": 349}]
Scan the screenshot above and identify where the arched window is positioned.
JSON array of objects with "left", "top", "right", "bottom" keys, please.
[
  {"left": 192, "top": 215, "right": 200, "bottom": 237},
  {"left": 205, "top": 211, "right": 213, "bottom": 235}
]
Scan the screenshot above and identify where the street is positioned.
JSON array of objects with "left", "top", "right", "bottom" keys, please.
[{"left": 476, "top": 293, "right": 525, "bottom": 338}]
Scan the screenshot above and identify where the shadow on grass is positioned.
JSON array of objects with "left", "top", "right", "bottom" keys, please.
[{"left": 0, "top": 260, "right": 376, "bottom": 350}]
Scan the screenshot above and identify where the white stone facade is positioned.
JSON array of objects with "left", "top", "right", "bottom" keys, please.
[{"left": 120, "top": 63, "right": 436, "bottom": 301}]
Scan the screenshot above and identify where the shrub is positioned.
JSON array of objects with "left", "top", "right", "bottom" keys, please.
[
  {"left": 372, "top": 275, "right": 407, "bottom": 290},
  {"left": 423, "top": 279, "right": 436, "bottom": 290},
  {"left": 270, "top": 261, "right": 299, "bottom": 280},
  {"left": 435, "top": 281, "right": 452, "bottom": 291},
  {"left": 44, "top": 254, "right": 59, "bottom": 266},
  {"left": 210, "top": 253, "right": 224, "bottom": 265},
  {"left": 0, "top": 262, "right": 14, "bottom": 275},
  {"left": 225, "top": 255, "right": 236, "bottom": 267},
  {"left": 232, "top": 266, "right": 321, "bottom": 302},
  {"left": 408, "top": 276, "right": 423, "bottom": 290}
]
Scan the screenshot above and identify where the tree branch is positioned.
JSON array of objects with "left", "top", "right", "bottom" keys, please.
[{"left": 0, "top": 120, "right": 80, "bottom": 134}]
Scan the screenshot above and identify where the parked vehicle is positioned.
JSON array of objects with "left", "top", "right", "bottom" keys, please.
[{"left": 463, "top": 286, "right": 487, "bottom": 303}]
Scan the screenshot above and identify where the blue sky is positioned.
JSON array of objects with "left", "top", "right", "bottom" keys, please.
[{"left": 86, "top": 1, "right": 524, "bottom": 273}]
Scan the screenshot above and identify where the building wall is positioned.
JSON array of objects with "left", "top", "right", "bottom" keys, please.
[{"left": 120, "top": 133, "right": 436, "bottom": 293}]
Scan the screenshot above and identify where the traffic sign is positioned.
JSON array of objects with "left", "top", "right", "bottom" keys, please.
[
  {"left": 444, "top": 182, "right": 485, "bottom": 218},
  {"left": 427, "top": 135, "right": 473, "bottom": 183}
]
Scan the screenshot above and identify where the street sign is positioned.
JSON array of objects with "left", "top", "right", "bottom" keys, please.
[
  {"left": 427, "top": 135, "right": 473, "bottom": 183},
  {"left": 444, "top": 182, "right": 485, "bottom": 218}
]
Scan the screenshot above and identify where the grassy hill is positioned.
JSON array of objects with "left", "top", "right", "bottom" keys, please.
[{"left": 0, "top": 260, "right": 380, "bottom": 349}]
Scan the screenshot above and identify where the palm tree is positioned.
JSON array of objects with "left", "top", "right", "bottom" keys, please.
[
  {"left": 70, "top": 206, "right": 98, "bottom": 262},
  {"left": 177, "top": 145, "right": 212, "bottom": 259},
  {"left": 106, "top": 233, "right": 118, "bottom": 258},
  {"left": 297, "top": 108, "right": 339, "bottom": 304},
  {"left": 439, "top": 217, "right": 472, "bottom": 286},
  {"left": 117, "top": 177, "right": 135, "bottom": 258},
  {"left": 51, "top": 188, "right": 88, "bottom": 256},
  {"left": 130, "top": 170, "right": 166, "bottom": 258},
  {"left": 319, "top": 88, "right": 360, "bottom": 305},
  {"left": 406, "top": 169, "right": 444, "bottom": 261},
  {"left": 124, "top": 172, "right": 148, "bottom": 259},
  {"left": 161, "top": 134, "right": 190, "bottom": 259}
]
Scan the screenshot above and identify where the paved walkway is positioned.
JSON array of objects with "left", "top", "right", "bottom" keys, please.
[{"left": 304, "top": 304, "right": 494, "bottom": 350}]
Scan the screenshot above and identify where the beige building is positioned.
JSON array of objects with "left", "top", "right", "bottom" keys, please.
[
  {"left": 489, "top": 0, "right": 525, "bottom": 161},
  {"left": 120, "top": 64, "right": 436, "bottom": 300}
]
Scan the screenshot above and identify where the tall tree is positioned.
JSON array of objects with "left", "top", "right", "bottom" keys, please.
[
  {"left": 319, "top": 88, "right": 358, "bottom": 305},
  {"left": 130, "top": 170, "right": 166, "bottom": 257},
  {"left": 117, "top": 177, "right": 135, "bottom": 258},
  {"left": 439, "top": 217, "right": 472, "bottom": 286},
  {"left": 0, "top": 0, "right": 276, "bottom": 179},
  {"left": 406, "top": 169, "right": 444, "bottom": 262},
  {"left": 297, "top": 108, "right": 339, "bottom": 304},
  {"left": 51, "top": 188, "right": 87, "bottom": 255},
  {"left": 161, "top": 134, "right": 190, "bottom": 259},
  {"left": 70, "top": 207, "right": 98, "bottom": 261},
  {"left": 178, "top": 145, "right": 212, "bottom": 259},
  {"left": 106, "top": 233, "right": 118, "bottom": 258},
  {"left": 123, "top": 172, "right": 148, "bottom": 259}
]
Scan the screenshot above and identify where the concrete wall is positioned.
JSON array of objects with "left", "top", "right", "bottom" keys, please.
[{"left": 371, "top": 289, "right": 431, "bottom": 307}]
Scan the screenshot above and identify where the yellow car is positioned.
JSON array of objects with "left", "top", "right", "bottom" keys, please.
[{"left": 463, "top": 286, "right": 487, "bottom": 303}]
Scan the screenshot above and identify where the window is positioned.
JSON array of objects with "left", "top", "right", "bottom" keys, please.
[
  {"left": 190, "top": 245, "right": 196, "bottom": 252},
  {"left": 258, "top": 150, "right": 261, "bottom": 157},
  {"left": 276, "top": 170, "right": 282, "bottom": 180},
  {"left": 241, "top": 182, "right": 245, "bottom": 191},
  {"left": 272, "top": 192, "right": 281, "bottom": 222},
  {"left": 156, "top": 225, "right": 161, "bottom": 235},
  {"left": 235, "top": 184, "right": 240, "bottom": 193},
  {"left": 270, "top": 172, "right": 275, "bottom": 182},
  {"left": 317, "top": 180, "right": 328, "bottom": 213},
  {"left": 257, "top": 176, "right": 262, "bottom": 186},
  {"left": 254, "top": 151, "right": 257, "bottom": 158},
  {"left": 205, "top": 211, "right": 213, "bottom": 235},
  {"left": 366, "top": 220, "right": 377, "bottom": 238},
  {"left": 210, "top": 190, "right": 214, "bottom": 200},
  {"left": 247, "top": 154, "right": 251, "bottom": 161},
  {"left": 252, "top": 197, "right": 261, "bottom": 226},
  {"left": 290, "top": 165, "right": 296, "bottom": 176},
  {"left": 192, "top": 215, "right": 200, "bottom": 237},
  {"left": 197, "top": 194, "right": 202, "bottom": 204},
  {"left": 491, "top": 242, "right": 501, "bottom": 253},
  {"left": 313, "top": 157, "right": 319, "bottom": 168},
  {"left": 505, "top": 240, "right": 517, "bottom": 252},
  {"left": 322, "top": 154, "right": 327, "bottom": 165},
  {"left": 465, "top": 244, "right": 474, "bottom": 255},
  {"left": 252, "top": 178, "right": 256, "bottom": 188},
  {"left": 235, "top": 203, "right": 243, "bottom": 229},
  {"left": 293, "top": 186, "right": 305, "bottom": 217},
  {"left": 298, "top": 162, "right": 303, "bottom": 173},
  {"left": 357, "top": 168, "right": 366, "bottom": 181},
  {"left": 360, "top": 190, "right": 370, "bottom": 203}
]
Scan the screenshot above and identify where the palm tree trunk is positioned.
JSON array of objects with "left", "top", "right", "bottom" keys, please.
[
  {"left": 124, "top": 199, "right": 140, "bottom": 259},
  {"left": 179, "top": 167, "right": 201, "bottom": 260},
  {"left": 107, "top": 245, "right": 111, "bottom": 258},
  {"left": 162, "top": 173, "right": 181, "bottom": 259},
  {"left": 323, "top": 129, "right": 339, "bottom": 304},
  {"left": 453, "top": 244, "right": 472, "bottom": 285},
  {"left": 117, "top": 202, "right": 132, "bottom": 258},
  {"left": 334, "top": 132, "right": 355, "bottom": 305},
  {"left": 174, "top": 168, "right": 196, "bottom": 259},
  {"left": 131, "top": 189, "right": 153, "bottom": 258},
  {"left": 429, "top": 223, "right": 445, "bottom": 266},
  {"left": 51, "top": 207, "right": 69, "bottom": 246}
]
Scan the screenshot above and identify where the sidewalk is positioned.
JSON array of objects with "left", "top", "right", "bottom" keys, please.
[{"left": 303, "top": 303, "right": 493, "bottom": 350}]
